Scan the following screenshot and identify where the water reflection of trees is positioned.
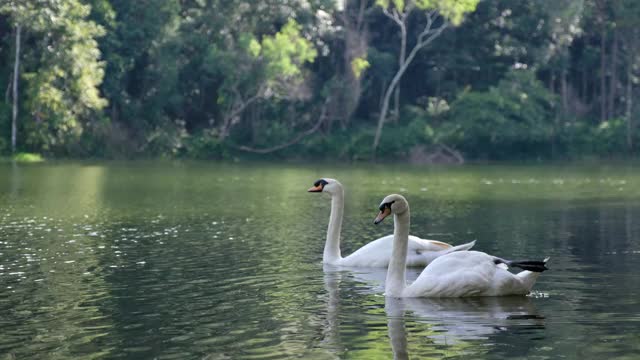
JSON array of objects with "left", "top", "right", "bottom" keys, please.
[{"left": 0, "top": 164, "right": 116, "bottom": 358}]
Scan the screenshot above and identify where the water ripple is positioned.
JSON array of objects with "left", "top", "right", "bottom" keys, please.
[{"left": 2, "top": 163, "right": 640, "bottom": 359}]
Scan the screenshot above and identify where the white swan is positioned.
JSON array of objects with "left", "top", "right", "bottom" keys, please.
[
  {"left": 308, "top": 178, "right": 475, "bottom": 267},
  {"left": 374, "top": 194, "right": 549, "bottom": 297}
]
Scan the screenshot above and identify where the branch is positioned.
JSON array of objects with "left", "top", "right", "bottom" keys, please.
[
  {"left": 226, "top": 85, "right": 265, "bottom": 122},
  {"left": 382, "top": 7, "right": 404, "bottom": 27},
  {"left": 421, "top": 11, "right": 435, "bottom": 37},
  {"left": 438, "top": 143, "right": 465, "bottom": 164},
  {"left": 230, "top": 98, "right": 330, "bottom": 154},
  {"left": 372, "top": 11, "right": 449, "bottom": 154},
  {"left": 404, "top": 2, "right": 415, "bottom": 17},
  {"left": 356, "top": 0, "right": 367, "bottom": 31},
  {"left": 218, "top": 84, "right": 267, "bottom": 141},
  {"left": 417, "top": 16, "right": 448, "bottom": 48}
]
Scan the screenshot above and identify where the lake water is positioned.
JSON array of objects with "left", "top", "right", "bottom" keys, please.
[{"left": 1, "top": 161, "right": 639, "bottom": 359}]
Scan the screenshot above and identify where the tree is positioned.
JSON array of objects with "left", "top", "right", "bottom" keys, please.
[
  {"left": 0, "top": 0, "right": 107, "bottom": 154},
  {"left": 2, "top": 3, "right": 25, "bottom": 154},
  {"left": 210, "top": 19, "right": 318, "bottom": 141},
  {"left": 10, "top": 23, "right": 20, "bottom": 154},
  {"left": 612, "top": 0, "right": 640, "bottom": 150},
  {"left": 372, "top": 0, "right": 479, "bottom": 157},
  {"left": 332, "top": 0, "right": 370, "bottom": 128}
]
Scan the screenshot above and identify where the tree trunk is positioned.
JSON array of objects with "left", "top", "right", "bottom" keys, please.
[
  {"left": 393, "top": 25, "right": 407, "bottom": 123},
  {"left": 582, "top": 65, "right": 588, "bottom": 103},
  {"left": 373, "top": 42, "right": 428, "bottom": 155},
  {"left": 600, "top": 26, "right": 607, "bottom": 123},
  {"left": 608, "top": 28, "right": 618, "bottom": 120},
  {"left": 551, "top": 113, "right": 558, "bottom": 159},
  {"left": 340, "top": 2, "right": 368, "bottom": 128},
  {"left": 11, "top": 24, "right": 21, "bottom": 154},
  {"left": 626, "top": 29, "right": 636, "bottom": 152},
  {"left": 592, "top": 69, "right": 598, "bottom": 110},
  {"left": 372, "top": 19, "right": 448, "bottom": 157},
  {"left": 626, "top": 66, "right": 633, "bottom": 151},
  {"left": 561, "top": 69, "right": 568, "bottom": 115}
]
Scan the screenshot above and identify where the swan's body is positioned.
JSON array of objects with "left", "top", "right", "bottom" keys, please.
[
  {"left": 330, "top": 234, "right": 474, "bottom": 268},
  {"left": 401, "top": 251, "right": 543, "bottom": 297},
  {"left": 309, "top": 179, "right": 475, "bottom": 268},
  {"left": 376, "top": 194, "right": 548, "bottom": 298}
]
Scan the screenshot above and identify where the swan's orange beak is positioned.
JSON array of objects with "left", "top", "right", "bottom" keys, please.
[
  {"left": 374, "top": 208, "right": 391, "bottom": 225},
  {"left": 308, "top": 184, "right": 323, "bottom": 192}
]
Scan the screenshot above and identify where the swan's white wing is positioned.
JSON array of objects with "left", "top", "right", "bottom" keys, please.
[
  {"left": 405, "top": 251, "right": 534, "bottom": 297},
  {"left": 338, "top": 235, "right": 473, "bottom": 268},
  {"left": 337, "top": 236, "right": 395, "bottom": 267},
  {"left": 408, "top": 237, "right": 453, "bottom": 251},
  {"left": 405, "top": 251, "right": 496, "bottom": 297},
  {"left": 406, "top": 237, "right": 476, "bottom": 267}
]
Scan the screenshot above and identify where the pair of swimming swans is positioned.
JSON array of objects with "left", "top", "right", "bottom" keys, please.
[
  {"left": 308, "top": 178, "right": 476, "bottom": 267},
  {"left": 309, "top": 178, "right": 549, "bottom": 298}
]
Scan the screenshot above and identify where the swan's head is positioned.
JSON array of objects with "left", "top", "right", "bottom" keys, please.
[
  {"left": 308, "top": 178, "right": 342, "bottom": 195},
  {"left": 374, "top": 194, "right": 408, "bottom": 225}
]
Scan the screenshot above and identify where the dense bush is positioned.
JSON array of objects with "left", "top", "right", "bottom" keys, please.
[
  {"left": 446, "top": 69, "right": 557, "bottom": 160},
  {"left": 0, "top": 102, "right": 9, "bottom": 154}
]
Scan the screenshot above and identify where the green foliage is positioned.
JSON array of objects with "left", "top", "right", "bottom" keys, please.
[
  {"left": 13, "top": 152, "right": 44, "bottom": 163},
  {"left": 247, "top": 38, "right": 262, "bottom": 58},
  {"left": 416, "top": 0, "right": 480, "bottom": 25},
  {"left": 0, "top": 102, "right": 9, "bottom": 154},
  {"left": 0, "top": 0, "right": 638, "bottom": 161},
  {"left": 426, "top": 97, "right": 450, "bottom": 117},
  {"left": 302, "top": 126, "right": 375, "bottom": 161},
  {"left": 351, "top": 57, "right": 370, "bottom": 79},
  {"left": 377, "top": 0, "right": 479, "bottom": 25},
  {"left": 183, "top": 129, "right": 228, "bottom": 159},
  {"left": 261, "top": 19, "right": 317, "bottom": 79},
  {"left": 1, "top": 0, "right": 107, "bottom": 154},
  {"left": 560, "top": 118, "right": 638, "bottom": 157},
  {"left": 140, "top": 120, "right": 188, "bottom": 157},
  {"left": 375, "top": 0, "right": 404, "bottom": 11},
  {"left": 207, "top": 18, "right": 318, "bottom": 142},
  {"left": 446, "top": 69, "right": 557, "bottom": 159},
  {"left": 592, "top": 120, "right": 629, "bottom": 154}
]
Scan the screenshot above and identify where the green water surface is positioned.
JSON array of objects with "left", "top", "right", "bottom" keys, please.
[{"left": 1, "top": 161, "right": 639, "bottom": 359}]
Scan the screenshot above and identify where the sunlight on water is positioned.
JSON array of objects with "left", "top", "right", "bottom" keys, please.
[{"left": 1, "top": 161, "right": 640, "bottom": 359}]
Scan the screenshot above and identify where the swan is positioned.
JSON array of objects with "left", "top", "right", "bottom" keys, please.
[
  {"left": 373, "top": 194, "right": 549, "bottom": 297},
  {"left": 308, "top": 178, "right": 475, "bottom": 267}
]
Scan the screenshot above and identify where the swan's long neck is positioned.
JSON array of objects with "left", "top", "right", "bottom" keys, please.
[
  {"left": 323, "top": 189, "right": 344, "bottom": 263},
  {"left": 386, "top": 209, "right": 410, "bottom": 297}
]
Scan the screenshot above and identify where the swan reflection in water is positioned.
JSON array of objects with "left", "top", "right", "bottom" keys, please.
[
  {"left": 322, "top": 266, "right": 545, "bottom": 359},
  {"left": 386, "top": 296, "right": 545, "bottom": 353}
]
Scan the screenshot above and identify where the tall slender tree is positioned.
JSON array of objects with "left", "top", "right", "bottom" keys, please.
[
  {"left": 10, "top": 23, "right": 19, "bottom": 154},
  {"left": 372, "top": 0, "right": 479, "bottom": 157}
]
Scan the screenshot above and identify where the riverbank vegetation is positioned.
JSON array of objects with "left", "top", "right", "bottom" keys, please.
[{"left": 1, "top": 0, "right": 639, "bottom": 162}]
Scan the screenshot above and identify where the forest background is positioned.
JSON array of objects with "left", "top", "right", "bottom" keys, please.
[{"left": 1, "top": 0, "right": 639, "bottom": 162}]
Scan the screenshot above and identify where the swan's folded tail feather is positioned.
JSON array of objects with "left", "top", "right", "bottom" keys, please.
[
  {"left": 494, "top": 257, "right": 549, "bottom": 273},
  {"left": 446, "top": 240, "right": 476, "bottom": 253}
]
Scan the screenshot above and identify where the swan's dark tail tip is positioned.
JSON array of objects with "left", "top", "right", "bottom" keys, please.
[{"left": 495, "top": 257, "right": 550, "bottom": 273}]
